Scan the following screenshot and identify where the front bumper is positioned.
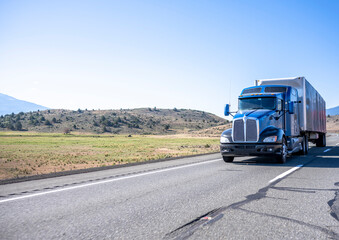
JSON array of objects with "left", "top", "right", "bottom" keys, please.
[{"left": 220, "top": 143, "right": 282, "bottom": 157}]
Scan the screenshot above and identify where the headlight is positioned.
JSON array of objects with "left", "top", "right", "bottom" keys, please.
[
  {"left": 220, "top": 136, "right": 230, "bottom": 143},
  {"left": 263, "top": 136, "right": 277, "bottom": 143}
]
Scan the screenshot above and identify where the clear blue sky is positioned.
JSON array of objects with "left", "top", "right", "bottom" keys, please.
[{"left": 1, "top": 0, "right": 338, "bottom": 117}]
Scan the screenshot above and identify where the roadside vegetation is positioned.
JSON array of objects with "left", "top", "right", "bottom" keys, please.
[{"left": 0, "top": 132, "right": 221, "bottom": 180}]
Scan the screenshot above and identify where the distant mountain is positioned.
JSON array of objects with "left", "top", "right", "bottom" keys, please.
[
  {"left": 327, "top": 106, "right": 339, "bottom": 116},
  {"left": 0, "top": 93, "right": 49, "bottom": 116}
]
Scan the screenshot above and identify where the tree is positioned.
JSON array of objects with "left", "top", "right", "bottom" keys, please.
[
  {"left": 45, "top": 120, "right": 52, "bottom": 126},
  {"left": 6, "top": 123, "right": 14, "bottom": 130},
  {"left": 52, "top": 117, "right": 57, "bottom": 123},
  {"left": 15, "top": 121, "right": 22, "bottom": 131}
]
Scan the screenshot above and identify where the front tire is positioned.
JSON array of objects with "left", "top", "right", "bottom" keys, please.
[
  {"left": 277, "top": 138, "right": 287, "bottom": 164},
  {"left": 223, "top": 156, "right": 234, "bottom": 163}
]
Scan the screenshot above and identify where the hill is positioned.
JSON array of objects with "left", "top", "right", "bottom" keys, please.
[
  {"left": 327, "top": 115, "right": 339, "bottom": 133},
  {"left": 0, "top": 93, "right": 49, "bottom": 116},
  {"left": 327, "top": 106, "right": 339, "bottom": 116},
  {"left": 0, "top": 108, "right": 227, "bottom": 134}
]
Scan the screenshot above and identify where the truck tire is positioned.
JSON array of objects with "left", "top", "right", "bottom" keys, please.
[
  {"left": 316, "top": 134, "right": 326, "bottom": 147},
  {"left": 300, "top": 135, "right": 309, "bottom": 155},
  {"left": 223, "top": 156, "right": 234, "bottom": 163},
  {"left": 277, "top": 138, "right": 287, "bottom": 164}
]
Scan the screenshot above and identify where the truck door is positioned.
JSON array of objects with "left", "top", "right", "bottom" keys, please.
[{"left": 286, "top": 88, "right": 300, "bottom": 137}]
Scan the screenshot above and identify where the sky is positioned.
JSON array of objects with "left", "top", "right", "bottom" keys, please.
[{"left": 1, "top": 0, "right": 338, "bottom": 118}]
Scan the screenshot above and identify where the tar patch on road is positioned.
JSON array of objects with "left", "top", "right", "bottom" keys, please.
[{"left": 164, "top": 208, "right": 225, "bottom": 240}]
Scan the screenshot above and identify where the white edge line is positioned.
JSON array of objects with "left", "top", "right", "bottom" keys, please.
[
  {"left": 269, "top": 164, "right": 304, "bottom": 183},
  {"left": 324, "top": 149, "right": 331, "bottom": 153},
  {"left": 0, "top": 159, "right": 221, "bottom": 204}
]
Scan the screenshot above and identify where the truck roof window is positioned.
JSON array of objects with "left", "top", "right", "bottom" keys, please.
[
  {"left": 264, "top": 87, "right": 287, "bottom": 93},
  {"left": 242, "top": 88, "right": 262, "bottom": 94}
]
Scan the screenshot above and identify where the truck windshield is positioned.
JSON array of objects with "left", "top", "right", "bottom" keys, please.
[{"left": 239, "top": 97, "right": 276, "bottom": 111}]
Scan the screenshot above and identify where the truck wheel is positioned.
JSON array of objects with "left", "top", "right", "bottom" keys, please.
[
  {"left": 277, "top": 138, "right": 287, "bottom": 164},
  {"left": 301, "top": 135, "right": 308, "bottom": 155},
  {"left": 316, "top": 134, "right": 326, "bottom": 147},
  {"left": 223, "top": 156, "right": 234, "bottom": 163}
]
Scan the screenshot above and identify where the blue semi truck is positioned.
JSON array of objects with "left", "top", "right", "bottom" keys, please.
[{"left": 220, "top": 77, "right": 326, "bottom": 164}]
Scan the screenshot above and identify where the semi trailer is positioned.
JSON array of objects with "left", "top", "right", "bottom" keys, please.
[{"left": 220, "top": 77, "right": 326, "bottom": 163}]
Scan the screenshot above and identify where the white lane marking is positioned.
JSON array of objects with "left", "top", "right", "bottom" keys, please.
[
  {"left": 324, "top": 149, "right": 331, "bottom": 153},
  {"left": 0, "top": 159, "right": 221, "bottom": 204},
  {"left": 269, "top": 165, "right": 304, "bottom": 183}
]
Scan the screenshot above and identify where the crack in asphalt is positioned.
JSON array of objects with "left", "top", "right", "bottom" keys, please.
[
  {"left": 328, "top": 182, "right": 339, "bottom": 222},
  {"left": 237, "top": 207, "right": 338, "bottom": 239},
  {"left": 271, "top": 184, "right": 339, "bottom": 230}
]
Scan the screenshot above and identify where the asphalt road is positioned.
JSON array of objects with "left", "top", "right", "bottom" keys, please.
[{"left": 1, "top": 134, "right": 338, "bottom": 239}]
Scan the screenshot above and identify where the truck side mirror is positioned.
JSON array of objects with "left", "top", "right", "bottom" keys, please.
[
  {"left": 288, "top": 102, "right": 294, "bottom": 114},
  {"left": 224, "top": 104, "right": 230, "bottom": 116}
]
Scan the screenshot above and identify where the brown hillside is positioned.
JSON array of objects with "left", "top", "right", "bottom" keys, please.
[{"left": 0, "top": 108, "right": 228, "bottom": 134}]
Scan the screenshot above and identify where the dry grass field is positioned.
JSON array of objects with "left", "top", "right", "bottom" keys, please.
[{"left": 0, "top": 131, "right": 221, "bottom": 180}]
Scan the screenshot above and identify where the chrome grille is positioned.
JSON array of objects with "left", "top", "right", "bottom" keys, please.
[
  {"left": 246, "top": 119, "right": 257, "bottom": 141},
  {"left": 233, "top": 118, "right": 258, "bottom": 142},
  {"left": 233, "top": 119, "right": 244, "bottom": 141}
]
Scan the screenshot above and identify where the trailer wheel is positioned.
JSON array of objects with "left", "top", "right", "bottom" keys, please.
[
  {"left": 277, "top": 138, "right": 287, "bottom": 164},
  {"left": 223, "top": 156, "right": 234, "bottom": 163},
  {"left": 316, "top": 134, "right": 326, "bottom": 147}
]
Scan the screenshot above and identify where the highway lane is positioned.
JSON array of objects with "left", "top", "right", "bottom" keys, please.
[{"left": 0, "top": 134, "right": 338, "bottom": 239}]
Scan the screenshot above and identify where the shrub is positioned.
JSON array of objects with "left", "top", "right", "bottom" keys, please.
[{"left": 63, "top": 128, "right": 71, "bottom": 134}]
